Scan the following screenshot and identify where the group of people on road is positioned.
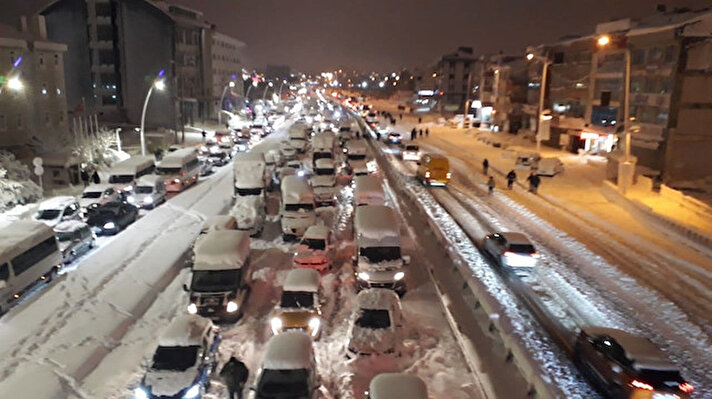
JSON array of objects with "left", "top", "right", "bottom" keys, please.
[
  {"left": 80, "top": 167, "right": 101, "bottom": 187},
  {"left": 482, "top": 158, "right": 541, "bottom": 194},
  {"left": 409, "top": 127, "right": 429, "bottom": 141}
]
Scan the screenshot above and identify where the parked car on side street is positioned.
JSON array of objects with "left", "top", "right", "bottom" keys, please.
[
  {"left": 34, "top": 196, "right": 82, "bottom": 227},
  {"left": 54, "top": 221, "right": 95, "bottom": 264},
  {"left": 85, "top": 201, "right": 138, "bottom": 235}
]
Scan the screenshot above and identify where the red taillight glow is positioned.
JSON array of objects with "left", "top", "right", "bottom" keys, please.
[
  {"left": 679, "top": 382, "right": 694, "bottom": 393},
  {"left": 631, "top": 380, "right": 653, "bottom": 391},
  {"left": 181, "top": 171, "right": 186, "bottom": 176}
]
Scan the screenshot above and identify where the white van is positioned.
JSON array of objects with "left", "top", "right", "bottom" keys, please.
[
  {"left": 536, "top": 157, "right": 564, "bottom": 176},
  {"left": 79, "top": 183, "right": 122, "bottom": 211},
  {"left": 280, "top": 175, "right": 317, "bottom": 240},
  {"left": 156, "top": 148, "right": 200, "bottom": 192},
  {"left": 186, "top": 230, "right": 250, "bottom": 322},
  {"left": 353, "top": 175, "right": 386, "bottom": 207},
  {"left": 353, "top": 206, "right": 408, "bottom": 296},
  {"left": 311, "top": 131, "right": 336, "bottom": 163},
  {"left": 367, "top": 373, "right": 428, "bottom": 399},
  {"left": 233, "top": 152, "right": 268, "bottom": 197},
  {"left": 289, "top": 124, "right": 309, "bottom": 153},
  {"left": 34, "top": 196, "right": 82, "bottom": 227},
  {"left": 345, "top": 140, "right": 369, "bottom": 176},
  {"left": 133, "top": 175, "right": 167, "bottom": 209},
  {"left": 107, "top": 156, "right": 155, "bottom": 192},
  {"left": 310, "top": 158, "right": 337, "bottom": 206},
  {"left": 249, "top": 332, "right": 320, "bottom": 399},
  {"left": 0, "top": 221, "right": 62, "bottom": 314}
]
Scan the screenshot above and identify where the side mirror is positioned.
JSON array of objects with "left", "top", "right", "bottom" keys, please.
[
  {"left": 183, "top": 283, "right": 190, "bottom": 292},
  {"left": 402, "top": 255, "right": 411, "bottom": 265}
]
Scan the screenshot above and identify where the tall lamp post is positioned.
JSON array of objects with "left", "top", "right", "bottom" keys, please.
[
  {"left": 277, "top": 80, "right": 288, "bottom": 101},
  {"left": 526, "top": 52, "right": 551, "bottom": 154},
  {"left": 139, "top": 70, "right": 166, "bottom": 156},
  {"left": 597, "top": 34, "right": 635, "bottom": 194},
  {"left": 218, "top": 80, "right": 235, "bottom": 125},
  {"left": 262, "top": 81, "right": 273, "bottom": 101}
]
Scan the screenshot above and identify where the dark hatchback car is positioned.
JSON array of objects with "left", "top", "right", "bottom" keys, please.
[
  {"left": 574, "top": 327, "right": 694, "bottom": 399},
  {"left": 85, "top": 201, "right": 138, "bottom": 235}
]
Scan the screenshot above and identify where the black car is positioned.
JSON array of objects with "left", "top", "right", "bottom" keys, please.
[{"left": 85, "top": 201, "right": 138, "bottom": 235}]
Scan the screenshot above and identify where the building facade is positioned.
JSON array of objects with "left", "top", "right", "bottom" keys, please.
[
  {"left": 434, "top": 47, "right": 477, "bottom": 113},
  {"left": 208, "top": 31, "right": 245, "bottom": 118},
  {"left": 0, "top": 16, "right": 68, "bottom": 149}
]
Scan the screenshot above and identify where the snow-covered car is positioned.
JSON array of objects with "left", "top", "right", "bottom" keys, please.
[
  {"left": 344, "top": 140, "right": 369, "bottom": 176},
  {"left": 280, "top": 176, "right": 317, "bottom": 240},
  {"left": 34, "top": 196, "right": 82, "bottom": 227},
  {"left": 276, "top": 166, "right": 298, "bottom": 188},
  {"left": 401, "top": 144, "right": 421, "bottom": 162},
  {"left": 54, "top": 221, "right": 95, "bottom": 264},
  {"left": 293, "top": 225, "right": 334, "bottom": 273},
  {"left": 198, "top": 156, "right": 216, "bottom": 177},
  {"left": 279, "top": 141, "right": 298, "bottom": 161},
  {"left": 353, "top": 175, "right": 386, "bottom": 207},
  {"left": 270, "top": 269, "right": 323, "bottom": 339},
  {"left": 78, "top": 184, "right": 121, "bottom": 211},
  {"left": 346, "top": 289, "right": 403, "bottom": 358},
  {"left": 574, "top": 327, "right": 694, "bottom": 399},
  {"left": 310, "top": 159, "right": 337, "bottom": 206},
  {"left": 195, "top": 215, "right": 238, "bottom": 246},
  {"left": 483, "top": 232, "right": 540, "bottom": 268},
  {"left": 132, "top": 175, "right": 167, "bottom": 209},
  {"left": 207, "top": 149, "right": 231, "bottom": 167},
  {"left": 135, "top": 314, "right": 220, "bottom": 399},
  {"left": 85, "top": 201, "right": 138, "bottom": 235},
  {"left": 230, "top": 195, "right": 265, "bottom": 236},
  {"left": 367, "top": 373, "right": 428, "bottom": 399},
  {"left": 249, "top": 332, "right": 320, "bottom": 399},
  {"left": 536, "top": 157, "right": 564, "bottom": 177},
  {"left": 386, "top": 132, "right": 402, "bottom": 145}
]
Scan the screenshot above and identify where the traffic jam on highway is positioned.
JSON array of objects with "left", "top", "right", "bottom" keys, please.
[{"left": 0, "top": 90, "right": 703, "bottom": 399}]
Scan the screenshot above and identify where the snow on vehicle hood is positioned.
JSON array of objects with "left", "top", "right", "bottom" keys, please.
[
  {"left": 311, "top": 175, "right": 335, "bottom": 188},
  {"left": 58, "top": 241, "right": 72, "bottom": 253},
  {"left": 144, "top": 367, "right": 198, "bottom": 397},
  {"left": 294, "top": 248, "right": 328, "bottom": 265},
  {"left": 357, "top": 257, "right": 403, "bottom": 272},
  {"left": 349, "top": 324, "right": 396, "bottom": 354},
  {"left": 231, "top": 196, "right": 263, "bottom": 222}
]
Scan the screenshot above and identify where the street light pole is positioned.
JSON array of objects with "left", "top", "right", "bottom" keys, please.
[
  {"left": 139, "top": 74, "right": 166, "bottom": 157},
  {"left": 277, "top": 80, "right": 287, "bottom": 100},
  {"left": 262, "top": 81, "right": 273, "bottom": 101},
  {"left": 536, "top": 61, "right": 549, "bottom": 154},
  {"left": 218, "top": 81, "right": 235, "bottom": 125}
]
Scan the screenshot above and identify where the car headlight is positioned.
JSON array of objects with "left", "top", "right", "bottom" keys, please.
[
  {"left": 309, "top": 317, "right": 320, "bottom": 337},
  {"left": 187, "top": 303, "right": 197, "bottom": 314},
  {"left": 103, "top": 222, "right": 116, "bottom": 230},
  {"left": 183, "top": 384, "right": 200, "bottom": 399},
  {"left": 297, "top": 170, "right": 305, "bottom": 177},
  {"left": 271, "top": 317, "right": 283, "bottom": 335},
  {"left": 143, "top": 196, "right": 154, "bottom": 204},
  {"left": 174, "top": 178, "right": 181, "bottom": 183},
  {"left": 394, "top": 271, "right": 405, "bottom": 281},
  {"left": 134, "top": 387, "right": 149, "bottom": 399},
  {"left": 226, "top": 301, "right": 238, "bottom": 313},
  {"left": 357, "top": 272, "right": 370, "bottom": 281},
  {"left": 126, "top": 195, "right": 136, "bottom": 204}
]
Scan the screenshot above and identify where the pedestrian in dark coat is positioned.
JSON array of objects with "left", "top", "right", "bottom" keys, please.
[
  {"left": 487, "top": 176, "right": 495, "bottom": 194},
  {"left": 506, "top": 170, "right": 517, "bottom": 189},
  {"left": 399, "top": 113, "right": 403, "bottom": 120},
  {"left": 411, "top": 128, "right": 417, "bottom": 141},
  {"left": 91, "top": 170, "right": 100, "bottom": 184},
  {"left": 425, "top": 128, "right": 429, "bottom": 137},
  {"left": 526, "top": 173, "right": 541, "bottom": 194},
  {"left": 201, "top": 130, "right": 207, "bottom": 141},
  {"left": 419, "top": 129, "right": 423, "bottom": 138},
  {"left": 220, "top": 357, "right": 249, "bottom": 399},
  {"left": 80, "top": 169, "right": 90, "bottom": 187},
  {"left": 418, "top": 117, "right": 422, "bottom": 123},
  {"left": 482, "top": 158, "right": 489, "bottom": 175}
]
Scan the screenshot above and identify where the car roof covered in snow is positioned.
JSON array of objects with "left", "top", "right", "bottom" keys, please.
[
  {"left": 82, "top": 183, "right": 116, "bottom": 193},
  {"left": 262, "top": 331, "right": 313, "bottom": 370},
  {"left": 136, "top": 174, "right": 164, "bottom": 186},
  {"left": 234, "top": 151, "right": 265, "bottom": 163},
  {"left": 158, "top": 148, "right": 197, "bottom": 168},
  {"left": 357, "top": 288, "right": 399, "bottom": 310},
  {"left": 281, "top": 176, "right": 314, "bottom": 204},
  {"left": 314, "top": 158, "right": 335, "bottom": 168},
  {"left": 201, "top": 215, "right": 237, "bottom": 233},
  {"left": 354, "top": 206, "right": 399, "bottom": 243},
  {"left": 158, "top": 314, "right": 213, "bottom": 347},
  {"left": 53, "top": 220, "right": 89, "bottom": 233},
  {"left": 38, "top": 195, "right": 77, "bottom": 210},
  {"left": 303, "top": 225, "right": 330, "bottom": 240},
  {"left": 109, "top": 156, "right": 155, "bottom": 174},
  {"left": 369, "top": 373, "right": 428, "bottom": 399},
  {"left": 193, "top": 230, "right": 250, "bottom": 271},
  {"left": 0, "top": 221, "right": 56, "bottom": 261},
  {"left": 283, "top": 269, "right": 320, "bottom": 292},
  {"left": 497, "top": 232, "right": 533, "bottom": 245},
  {"left": 354, "top": 175, "right": 384, "bottom": 194},
  {"left": 346, "top": 140, "right": 366, "bottom": 151},
  {"left": 583, "top": 327, "right": 677, "bottom": 370}
]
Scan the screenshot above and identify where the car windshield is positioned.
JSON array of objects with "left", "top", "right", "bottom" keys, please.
[
  {"left": 313, "top": 152, "right": 331, "bottom": 161},
  {"left": 285, "top": 203, "right": 314, "bottom": 212},
  {"left": 301, "top": 238, "right": 326, "bottom": 250},
  {"left": 348, "top": 154, "right": 366, "bottom": 161},
  {"left": 151, "top": 346, "right": 199, "bottom": 371},
  {"left": 315, "top": 168, "right": 334, "bottom": 176},
  {"left": 236, "top": 188, "right": 262, "bottom": 196},
  {"left": 156, "top": 167, "right": 182, "bottom": 175},
  {"left": 210, "top": 153, "right": 226, "bottom": 159},
  {"left": 638, "top": 369, "right": 685, "bottom": 389},
  {"left": 355, "top": 309, "right": 391, "bottom": 329},
  {"left": 37, "top": 209, "right": 61, "bottom": 220},
  {"left": 257, "top": 369, "right": 309, "bottom": 399},
  {"left": 82, "top": 191, "right": 102, "bottom": 199},
  {"left": 136, "top": 186, "right": 153, "bottom": 194},
  {"left": 405, "top": 145, "right": 419, "bottom": 151},
  {"left": 359, "top": 246, "right": 401, "bottom": 263},
  {"left": 280, "top": 292, "right": 314, "bottom": 308},
  {"left": 109, "top": 174, "right": 134, "bottom": 184},
  {"left": 56, "top": 231, "right": 77, "bottom": 242},
  {"left": 191, "top": 269, "right": 241, "bottom": 292},
  {"left": 509, "top": 244, "right": 536, "bottom": 253}
]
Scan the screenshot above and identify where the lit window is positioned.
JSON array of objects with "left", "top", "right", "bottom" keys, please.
[
  {"left": 41, "top": 83, "right": 48, "bottom": 95},
  {"left": 56, "top": 88, "right": 62, "bottom": 96}
]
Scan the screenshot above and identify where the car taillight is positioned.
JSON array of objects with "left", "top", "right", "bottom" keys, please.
[
  {"left": 531, "top": 252, "right": 540, "bottom": 258},
  {"left": 446, "top": 172, "right": 452, "bottom": 179},
  {"left": 630, "top": 380, "right": 653, "bottom": 391},
  {"left": 503, "top": 251, "right": 515, "bottom": 257},
  {"left": 425, "top": 171, "right": 430, "bottom": 178},
  {"left": 181, "top": 171, "right": 186, "bottom": 176},
  {"left": 679, "top": 382, "right": 694, "bottom": 393}
]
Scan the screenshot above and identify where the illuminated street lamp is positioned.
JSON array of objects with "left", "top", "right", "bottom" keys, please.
[
  {"left": 597, "top": 35, "right": 611, "bottom": 46},
  {"left": 218, "top": 80, "right": 236, "bottom": 125},
  {"left": 139, "top": 69, "right": 166, "bottom": 156},
  {"left": 6, "top": 77, "right": 23, "bottom": 92}
]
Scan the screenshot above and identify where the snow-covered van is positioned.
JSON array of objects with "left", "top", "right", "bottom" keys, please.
[
  {"left": 186, "top": 230, "right": 251, "bottom": 322},
  {"left": 133, "top": 175, "right": 166, "bottom": 209},
  {"left": 280, "top": 176, "right": 316, "bottom": 240},
  {"left": 156, "top": 148, "right": 200, "bottom": 192},
  {"left": 136, "top": 314, "right": 220, "bottom": 399},
  {"left": 79, "top": 183, "right": 121, "bottom": 211},
  {"left": 345, "top": 140, "right": 369, "bottom": 176},
  {"left": 310, "top": 158, "right": 337, "bottom": 206},
  {"left": 292, "top": 225, "right": 334, "bottom": 273},
  {"left": 346, "top": 288, "right": 403, "bottom": 357},
  {"left": 34, "top": 196, "right": 82, "bottom": 227},
  {"left": 338, "top": 122, "right": 354, "bottom": 145},
  {"left": 233, "top": 152, "right": 268, "bottom": 197},
  {"left": 197, "top": 215, "right": 237, "bottom": 240},
  {"left": 353, "top": 175, "right": 386, "bottom": 207},
  {"left": 367, "top": 373, "right": 428, "bottom": 399},
  {"left": 270, "top": 269, "right": 323, "bottom": 339},
  {"left": 107, "top": 155, "right": 155, "bottom": 192},
  {"left": 230, "top": 195, "right": 266, "bottom": 236},
  {"left": 311, "top": 131, "right": 336, "bottom": 163},
  {"left": 0, "top": 221, "right": 62, "bottom": 313},
  {"left": 249, "top": 332, "right": 320, "bottom": 399},
  {"left": 289, "top": 124, "right": 309, "bottom": 153},
  {"left": 353, "top": 206, "right": 408, "bottom": 296}
]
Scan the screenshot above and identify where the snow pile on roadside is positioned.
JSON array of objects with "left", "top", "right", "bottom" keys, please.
[{"left": 0, "top": 150, "right": 41, "bottom": 213}]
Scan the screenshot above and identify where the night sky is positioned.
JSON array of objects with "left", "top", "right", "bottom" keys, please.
[{"left": 2, "top": 0, "right": 709, "bottom": 72}]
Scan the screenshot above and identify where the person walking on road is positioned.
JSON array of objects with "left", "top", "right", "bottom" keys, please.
[
  {"left": 418, "top": 117, "right": 422, "bottom": 124},
  {"left": 91, "top": 169, "right": 100, "bottom": 184},
  {"left": 425, "top": 128, "right": 429, "bottom": 138},
  {"left": 506, "top": 170, "right": 517, "bottom": 189},
  {"left": 201, "top": 130, "right": 207, "bottom": 141},
  {"left": 81, "top": 169, "right": 90, "bottom": 187},
  {"left": 482, "top": 158, "right": 489, "bottom": 175},
  {"left": 399, "top": 113, "right": 403, "bottom": 120},
  {"left": 526, "top": 172, "right": 541, "bottom": 194},
  {"left": 411, "top": 128, "right": 417, "bottom": 141},
  {"left": 419, "top": 129, "right": 423, "bottom": 138},
  {"left": 487, "top": 176, "right": 495, "bottom": 194},
  {"left": 220, "top": 356, "right": 249, "bottom": 399}
]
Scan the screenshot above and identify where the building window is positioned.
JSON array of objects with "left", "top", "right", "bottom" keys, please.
[
  {"left": 41, "top": 83, "right": 48, "bottom": 96},
  {"left": 664, "top": 45, "right": 675, "bottom": 64},
  {"left": 39, "top": 56, "right": 45, "bottom": 67},
  {"left": 648, "top": 47, "right": 663, "bottom": 63},
  {"left": 631, "top": 49, "right": 645, "bottom": 65},
  {"left": 54, "top": 54, "right": 59, "bottom": 66},
  {"left": 58, "top": 112, "right": 65, "bottom": 123},
  {"left": 16, "top": 114, "right": 23, "bottom": 130},
  {"left": 0, "top": 115, "right": 5, "bottom": 131},
  {"left": 631, "top": 76, "right": 643, "bottom": 93},
  {"left": 659, "top": 77, "right": 671, "bottom": 94},
  {"left": 56, "top": 88, "right": 62, "bottom": 96},
  {"left": 102, "top": 95, "right": 118, "bottom": 105},
  {"left": 45, "top": 112, "right": 51, "bottom": 126},
  {"left": 553, "top": 52, "right": 564, "bottom": 64}
]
